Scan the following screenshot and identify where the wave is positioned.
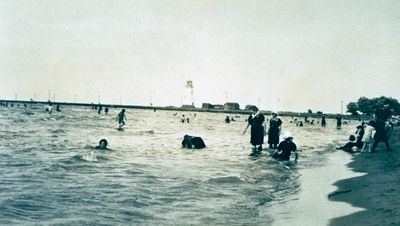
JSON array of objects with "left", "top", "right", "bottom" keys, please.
[
  {"left": 205, "top": 176, "right": 245, "bottom": 184},
  {"left": 50, "top": 128, "right": 66, "bottom": 134}
]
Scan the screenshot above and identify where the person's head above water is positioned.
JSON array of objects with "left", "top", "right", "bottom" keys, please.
[
  {"left": 349, "top": 135, "right": 356, "bottom": 142},
  {"left": 98, "top": 139, "right": 108, "bottom": 149}
]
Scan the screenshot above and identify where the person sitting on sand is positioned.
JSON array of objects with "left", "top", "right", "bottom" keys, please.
[
  {"left": 116, "top": 109, "right": 127, "bottom": 128},
  {"left": 336, "top": 135, "right": 358, "bottom": 153},
  {"left": 271, "top": 132, "right": 298, "bottom": 162},
  {"left": 181, "top": 135, "right": 206, "bottom": 149},
  {"left": 361, "top": 121, "right": 376, "bottom": 152},
  {"left": 225, "top": 116, "right": 231, "bottom": 123},
  {"left": 95, "top": 139, "right": 109, "bottom": 150}
]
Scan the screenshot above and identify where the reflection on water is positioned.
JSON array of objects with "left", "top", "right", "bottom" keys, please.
[{"left": 0, "top": 105, "right": 354, "bottom": 225}]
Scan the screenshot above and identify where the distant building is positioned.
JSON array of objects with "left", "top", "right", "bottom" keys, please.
[
  {"left": 202, "top": 103, "right": 214, "bottom": 109},
  {"left": 245, "top": 105, "right": 258, "bottom": 111},
  {"left": 214, "top": 105, "right": 224, "bottom": 109},
  {"left": 182, "top": 104, "right": 195, "bottom": 109},
  {"left": 224, "top": 102, "right": 240, "bottom": 110}
]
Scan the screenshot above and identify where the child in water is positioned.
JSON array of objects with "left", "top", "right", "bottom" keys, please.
[
  {"left": 116, "top": 109, "right": 127, "bottom": 128},
  {"left": 272, "top": 132, "right": 298, "bottom": 162}
]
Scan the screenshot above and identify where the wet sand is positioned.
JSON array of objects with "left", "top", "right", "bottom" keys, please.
[
  {"left": 269, "top": 148, "right": 365, "bottom": 226},
  {"left": 329, "top": 127, "right": 400, "bottom": 226},
  {"left": 270, "top": 127, "right": 400, "bottom": 226}
]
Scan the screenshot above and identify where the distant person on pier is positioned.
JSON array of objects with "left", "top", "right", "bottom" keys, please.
[
  {"left": 116, "top": 109, "right": 127, "bottom": 128},
  {"left": 336, "top": 114, "right": 342, "bottom": 129},
  {"left": 268, "top": 113, "right": 282, "bottom": 149},
  {"left": 243, "top": 106, "right": 265, "bottom": 154},
  {"left": 371, "top": 102, "right": 393, "bottom": 152}
]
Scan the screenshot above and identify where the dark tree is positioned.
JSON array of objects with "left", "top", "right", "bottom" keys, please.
[{"left": 346, "top": 102, "right": 359, "bottom": 115}]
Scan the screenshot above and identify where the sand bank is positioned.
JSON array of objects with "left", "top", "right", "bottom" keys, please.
[
  {"left": 329, "top": 127, "right": 400, "bottom": 226},
  {"left": 269, "top": 127, "right": 399, "bottom": 226},
  {"left": 269, "top": 149, "right": 365, "bottom": 226}
]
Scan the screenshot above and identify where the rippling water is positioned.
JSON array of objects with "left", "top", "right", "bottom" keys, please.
[{"left": 0, "top": 105, "right": 355, "bottom": 225}]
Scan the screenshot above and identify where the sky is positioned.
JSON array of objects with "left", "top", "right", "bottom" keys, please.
[{"left": 1, "top": 0, "right": 399, "bottom": 113}]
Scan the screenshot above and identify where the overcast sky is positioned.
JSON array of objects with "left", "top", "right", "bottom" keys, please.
[{"left": 1, "top": 0, "right": 399, "bottom": 113}]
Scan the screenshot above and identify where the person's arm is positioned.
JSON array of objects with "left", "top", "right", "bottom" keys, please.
[
  {"left": 294, "top": 144, "right": 298, "bottom": 162},
  {"left": 278, "top": 119, "right": 282, "bottom": 135},
  {"left": 243, "top": 115, "right": 251, "bottom": 134},
  {"left": 243, "top": 124, "right": 250, "bottom": 134}
]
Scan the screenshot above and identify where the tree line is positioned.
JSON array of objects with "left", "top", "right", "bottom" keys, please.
[{"left": 346, "top": 96, "right": 400, "bottom": 116}]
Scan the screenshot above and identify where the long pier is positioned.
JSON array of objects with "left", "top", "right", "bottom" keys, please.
[{"left": 0, "top": 99, "right": 369, "bottom": 120}]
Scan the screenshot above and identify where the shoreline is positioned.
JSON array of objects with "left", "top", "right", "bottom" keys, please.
[
  {"left": 329, "top": 127, "right": 400, "bottom": 226},
  {"left": 268, "top": 146, "right": 366, "bottom": 226},
  {"left": 0, "top": 99, "right": 371, "bottom": 120},
  {"left": 270, "top": 128, "right": 400, "bottom": 226}
]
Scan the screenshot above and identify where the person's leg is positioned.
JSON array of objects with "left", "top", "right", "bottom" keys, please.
[
  {"left": 368, "top": 142, "right": 373, "bottom": 153},
  {"left": 384, "top": 138, "right": 392, "bottom": 151},
  {"left": 371, "top": 139, "right": 378, "bottom": 153},
  {"left": 361, "top": 143, "right": 366, "bottom": 152}
]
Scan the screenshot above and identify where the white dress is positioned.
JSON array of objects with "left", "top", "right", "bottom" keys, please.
[{"left": 362, "top": 125, "right": 375, "bottom": 143}]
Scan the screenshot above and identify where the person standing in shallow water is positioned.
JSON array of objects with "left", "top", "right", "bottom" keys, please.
[
  {"left": 116, "top": 109, "right": 127, "bottom": 128},
  {"left": 243, "top": 107, "right": 265, "bottom": 154},
  {"left": 268, "top": 113, "right": 282, "bottom": 149},
  {"left": 321, "top": 115, "right": 326, "bottom": 127},
  {"left": 336, "top": 114, "right": 342, "bottom": 129}
]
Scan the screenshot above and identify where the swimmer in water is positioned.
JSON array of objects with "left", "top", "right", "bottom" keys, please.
[{"left": 95, "top": 139, "right": 108, "bottom": 150}]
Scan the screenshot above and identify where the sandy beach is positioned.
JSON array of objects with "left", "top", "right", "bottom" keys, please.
[
  {"left": 329, "top": 127, "right": 400, "bottom": 226},
  {"left": 268, "top": 127, "right": 399, "bottom": 226}
]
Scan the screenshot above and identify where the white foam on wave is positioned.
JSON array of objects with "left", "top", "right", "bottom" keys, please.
[{"left": 81, "top": 151, "right": 98, "bottom": 162}]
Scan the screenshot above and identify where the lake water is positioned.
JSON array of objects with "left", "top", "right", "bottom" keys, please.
[{"left": 0, "top": 105, "right": 355, "bottom": 225}]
